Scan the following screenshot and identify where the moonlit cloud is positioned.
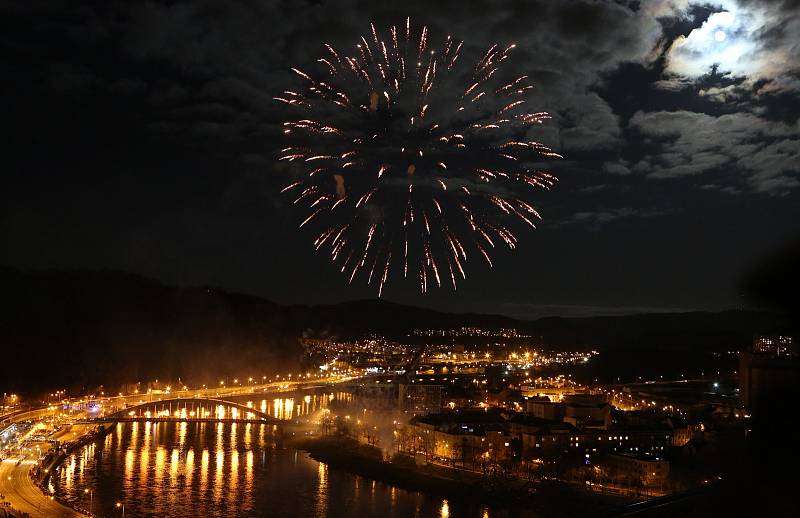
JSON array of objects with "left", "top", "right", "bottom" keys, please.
[
  {"left": 660, "top": 1, "right": 800, "bottom": 92},
  {"left": 666, "top": 9, "right": 756, "bottom": 78},
  {"left": 629, "top": 110, "right": 800, "bottom": 194}
]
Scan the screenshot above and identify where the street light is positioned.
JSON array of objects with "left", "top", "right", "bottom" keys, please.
[
  {"left": 116, "top": 501, "right": 125, "bottom": 517},
  {"left": 84, "top": 488, "right": 92, "bottom": 513}
]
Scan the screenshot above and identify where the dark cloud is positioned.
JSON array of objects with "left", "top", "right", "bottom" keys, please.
[
  {"left": 559, "top": 207, "right": 673, "bottom": 230},
  {"left": 602, "top": 161, "right": 632, "bottom": 175},
  {"left": 629, "top": 110, "right": 799, "bottom": 193}
]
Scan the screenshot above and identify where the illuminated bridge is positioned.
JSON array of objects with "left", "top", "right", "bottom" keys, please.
[{"left": 82, "top": 398, "right": 285, "bottom": 424}]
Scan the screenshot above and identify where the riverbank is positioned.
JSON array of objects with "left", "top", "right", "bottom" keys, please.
[
  {"left": 0, "top": 419, "right": 107, "bottom": 518},
  {"left": 35, "top": 423, "right": 113, "bottom": 483},
  {"left": 290, "top": 435, "right": 629, "bottom": 517},
  {"left": 25, "top": 423, "right": 114, "bottom": 517}
]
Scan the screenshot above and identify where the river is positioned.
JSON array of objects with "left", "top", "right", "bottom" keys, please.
[{"left": 50, "top": 395, "right": 507, "bottom": 517}]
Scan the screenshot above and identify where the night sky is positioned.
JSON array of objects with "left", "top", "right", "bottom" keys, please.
[{"left": 2, "top": 0, "right": 799, "bottom": 319}]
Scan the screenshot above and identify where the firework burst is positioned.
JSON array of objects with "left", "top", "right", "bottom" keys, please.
[{"left": 277, "top": 19, "right": 560, "bottom": 295}]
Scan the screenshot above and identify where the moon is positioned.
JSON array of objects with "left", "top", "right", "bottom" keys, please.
[{"left": 714, "top": 30, "right": 726, "bottom": 42}]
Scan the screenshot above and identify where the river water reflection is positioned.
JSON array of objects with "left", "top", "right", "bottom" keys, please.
[{"left": 52, "top": 396, "right": 509, "bottom": 517}]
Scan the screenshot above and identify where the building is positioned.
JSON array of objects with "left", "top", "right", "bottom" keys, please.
[
  {"left": 404, "top": 410, "right": 512, "bottom": 468},
  {"left": 604, "top": 452, "right": 669, "bottom": 487},
  {"left": 508, "top": 414, "right": 572, "bottom": 456},
  {"left": 619, "top": 411, "right": 693, "bottom": 447},
  {"left": 740, "top": 335, "right": 800, "bottom": 417},
  {"left": 520, "top": 386, "right": 584, "bottom": 400},
  {"left": 509, "top": 416, "right": 673, "bottom": 461},
  {"left": 525, "top": 397, "right": 565, "bottom": 421},
  {"left": 669, "top": 425, "right": 692, "bottom": 447},
  {"left": 752, "top": 335, "right": 795, "bottom": 357},
  {"left": 563, "top": 394, "right": 612, "bottom": 430},
  {"left": 739, "top": 351, "right": 800, "bottom": 417}
]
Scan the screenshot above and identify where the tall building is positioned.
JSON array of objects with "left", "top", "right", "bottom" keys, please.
[
  {"left": 740, "top": 335, "right": 800, "bottom": 417},
  {"left": 752, "top": 335, "right": 796, "bottom": 357}
]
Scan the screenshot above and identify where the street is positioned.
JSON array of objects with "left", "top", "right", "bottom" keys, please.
[{"left": 0, "top": 459, "right": 84, "bottom": 517}]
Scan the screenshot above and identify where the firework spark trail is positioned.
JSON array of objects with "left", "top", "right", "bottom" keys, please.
[{"left": 278, "top": 20, "right": 560, "bottom": 294}]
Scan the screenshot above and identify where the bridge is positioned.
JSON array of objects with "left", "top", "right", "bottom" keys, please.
[{"left": 80, "top": 397, "right": 285, "bottom": 424}]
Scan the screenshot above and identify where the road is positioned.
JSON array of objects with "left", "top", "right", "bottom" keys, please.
[
  {"left": 88, "top": 373, "right": 362, "bottom": 416},
  {"left": 0, "top": 413, "right": 92, "bottom": 517},
  {"left": 50, "top": 423, "right": 91, "bottom": 444},
  {"left": 2, "top": 407, "right": 60, "bottom": 427},
  {"left": 4, "top": 373, "right": 362, "bottom": 425},
  {"left": 0, "top": 459, "right": 85, "bottom": 517}
]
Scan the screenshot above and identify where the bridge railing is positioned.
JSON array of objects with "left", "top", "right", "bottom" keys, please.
[{"left": 94, "top": 397, "right": 283, "bottom": 424}]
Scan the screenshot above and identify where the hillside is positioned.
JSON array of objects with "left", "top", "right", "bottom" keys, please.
[{"left": 0, "top": 267, "right": 791, "bottom": 394}]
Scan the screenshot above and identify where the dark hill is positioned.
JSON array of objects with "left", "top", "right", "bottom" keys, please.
[{"left": 0, "top": 267, "right": 791, "bottom": 395}]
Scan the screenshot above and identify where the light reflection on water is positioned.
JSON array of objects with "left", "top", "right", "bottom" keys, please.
[{"left": 53, "top": 394, "right": 505, "bottom": 517}]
